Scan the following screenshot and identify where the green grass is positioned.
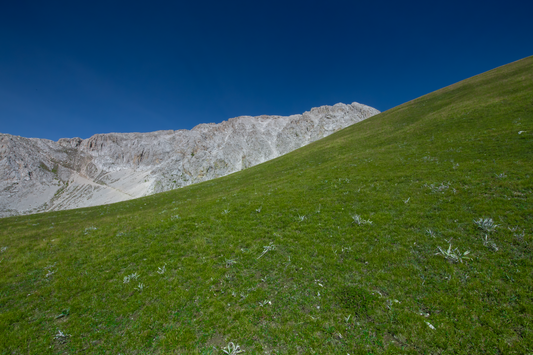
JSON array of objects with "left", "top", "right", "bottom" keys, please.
[{"left": 1, "top": 56, "right": 532, "bottom": 354}]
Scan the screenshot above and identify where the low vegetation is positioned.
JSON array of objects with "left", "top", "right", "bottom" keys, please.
[{"left": 1, "top": 56, "right": 532, "bottom": 354}]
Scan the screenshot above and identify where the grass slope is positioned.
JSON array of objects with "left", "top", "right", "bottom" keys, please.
[{"left": 1, "top": 56, "right": 532, "bottom": 354}]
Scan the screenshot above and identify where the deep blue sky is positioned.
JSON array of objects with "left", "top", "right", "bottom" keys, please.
[{"left": 1, "top": 0, "right": 531, "bottom": 141}]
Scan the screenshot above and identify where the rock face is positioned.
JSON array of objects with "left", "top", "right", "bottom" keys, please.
[{"left": 0, "top": 102, "right": 379, "bottom": 217}]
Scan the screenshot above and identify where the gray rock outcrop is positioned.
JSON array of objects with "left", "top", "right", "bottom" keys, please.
[{"left": 0, "top": 102, "right": 379, "bottom": 217}]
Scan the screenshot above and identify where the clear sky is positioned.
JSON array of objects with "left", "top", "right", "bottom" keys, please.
[{"left": 1, "top": 0, "right": 531, "bottom": 141}]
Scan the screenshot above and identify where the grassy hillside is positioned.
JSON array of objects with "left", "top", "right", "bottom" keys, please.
[{"left": 1, "top": 56, "right": 532, "bottom": 354}]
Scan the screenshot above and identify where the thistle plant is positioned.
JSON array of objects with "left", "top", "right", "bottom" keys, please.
[
  {"left": 435, "top": 244, "right": 471, "bottom": 263},
  {"left": 222, "top": 342, "right": 245, "bottom": 354},
  {"left": 352, "top": 214, "right": 373, "bottom": 225},
  {"left": 474, "top": 218, "right": 498, "bottom": 233},
  {"left": 225, "top": 258, "right": 237, "bottom": 268},
  {"left": 514, "top": 230, "right": 525, "bottom": 240},
  {"left": 84, "top": 226, "right": 97, "bottom": 235},
  {"left": 55, "top": 330, "right": 69, "bottom": 339},
  {"left": 44, "top": 263, "right": 57, "bottom": 278},
  {"left": 257, "top": 242, "right": 276, "bottom": 259},
  {"left": 123, "top": 272, "right": 140, "bottom": 284},
  {"left": 482, "top": 235, "right": 499, "bottom": 251},
  {"left": 157, "top": 264, "right": 166, "bottom": 274},
  {"left": 54, "top": 330, "right": 70, "bottom": 344},
  {"left": 424, "top": 182, "right": 450, "bottom": 193},
  {"left": 508, "top": 226, "right": 526, "bottom": 240},
  {"left": 426, "top": 229, "right": 436, "bottom": 238}
]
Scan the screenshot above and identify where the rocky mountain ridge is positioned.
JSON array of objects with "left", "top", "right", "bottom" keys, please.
[{"left": 0, "top": 102, "right": 379, "bottom": 217}]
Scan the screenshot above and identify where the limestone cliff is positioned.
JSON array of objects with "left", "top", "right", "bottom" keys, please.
[{"left": 0, "top": 102, "right": 379, "bottom": 217}]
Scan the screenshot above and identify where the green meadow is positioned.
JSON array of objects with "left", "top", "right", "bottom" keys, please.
[{"left": 1, "top": 56, "right": 532, "bottom": 354}]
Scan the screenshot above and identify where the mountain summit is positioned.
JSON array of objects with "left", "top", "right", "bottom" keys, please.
[{"left": 0, "top": 102, "right": 379, "bottom": 217}]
